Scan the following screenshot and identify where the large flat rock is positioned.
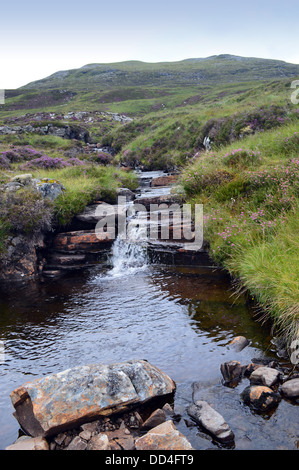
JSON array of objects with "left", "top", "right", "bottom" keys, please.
[{"left": 10, "top": 360, "right": 175, "bottom": 438}]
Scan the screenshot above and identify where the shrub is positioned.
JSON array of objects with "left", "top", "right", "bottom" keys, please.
[
  {"left": 0, "top": 188, "right": 53, "bottom": 235},
  {"left": 222, "top": 148, "right": 262, "bottom": 168},
  {"left": 0, "top": 149, "right": 22, "bottom": 163},
  {"left": 88, "top": 152, "right": 113, "bottom": 165},
  {"left": 21, "top": 155, "right": 71, "bottom": 170},
  {"left": 0, "top": 154, "right": 11, "bottom": 169}
]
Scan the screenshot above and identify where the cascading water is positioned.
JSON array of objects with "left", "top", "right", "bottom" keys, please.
[{"left": 109, "top": 207, "right": 149, "bottom": 277}]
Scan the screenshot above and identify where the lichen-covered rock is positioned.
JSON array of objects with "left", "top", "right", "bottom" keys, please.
[
  {"left": 10, "top": 360, "right": 175, "bottom": 437},
  {"left": 135, "top": 421, "right": 193, "bottom": 450}
]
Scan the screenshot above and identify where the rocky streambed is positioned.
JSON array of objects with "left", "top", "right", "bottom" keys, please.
[{"left": 0, "top": 170, "right": 298, "bottom": 450}]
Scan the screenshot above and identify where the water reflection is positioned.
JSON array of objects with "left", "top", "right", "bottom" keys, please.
[{"left": 0, "top": 264, "right": 295, "bottom": 450}]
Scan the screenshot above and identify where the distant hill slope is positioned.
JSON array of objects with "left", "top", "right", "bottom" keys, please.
[{"left": 21, "top": 55, "right": 299, "bottom": 90}]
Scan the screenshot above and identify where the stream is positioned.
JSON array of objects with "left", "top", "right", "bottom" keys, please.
[{"left": 0, "top": 171, "right": 298, "bottom": 450}]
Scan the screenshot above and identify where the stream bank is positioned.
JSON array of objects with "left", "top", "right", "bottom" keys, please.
[{"left": 0, "top": 170, "right": 298, "bottom": 450}]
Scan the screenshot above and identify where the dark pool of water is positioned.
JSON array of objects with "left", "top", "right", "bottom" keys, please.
[{"left": 0, "top": 262, "right": 298, "bottom": 450}]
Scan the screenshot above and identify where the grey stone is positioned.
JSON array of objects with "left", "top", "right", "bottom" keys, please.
[
  {"left": 87, "top": 433, "right": 110, "bottom": 450},
  {"left": 187, "top": 400, "right": 234, "bottom": 444},
  {"left": 249, "top": 367, "right": 281, "bottom": 388},
  {"left": 229, "top": 336, "right": 250, "bottom": 352},
  {"left": 281, "top": 378, "right": 299, "bottom": 398},
  {"left": 65, "top": 436, "right": 87, "bottom": 450},
  {"left": 6, "top": 435, "right": 49, "bottom": 450}
]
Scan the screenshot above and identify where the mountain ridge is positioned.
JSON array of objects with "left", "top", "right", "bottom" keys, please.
[{"left": 21, "top": 54, "right": 299, "bottom": 91}]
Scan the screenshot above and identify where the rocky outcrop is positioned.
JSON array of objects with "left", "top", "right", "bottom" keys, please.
[
  {"left": 10, "top": 360, "right": 176, "bottom": 438},
  {"left": 2, "top": 174, "right": 66, "bottom": 201},
  {"left": 52, "top": 229, "right": 114, "bottom": 252},
  {"left": 0, "top": 123, "right": 89, "bottom": 142},
  {"left": 0, "top": 233, "right": 46, "bottom": 282}
]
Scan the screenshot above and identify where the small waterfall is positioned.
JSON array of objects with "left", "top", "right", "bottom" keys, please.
[{"left": 109, "top": 215, "right": 148, "bottom": 277}]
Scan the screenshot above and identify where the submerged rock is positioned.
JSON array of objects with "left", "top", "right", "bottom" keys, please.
[
  {"left": 220, "top": 360, "right": 244, "bottom": 385},
  {"left": 241, "top": 385, "right": 281, "bottom": 412},
  {"left": 229, "top": 336, "right": 250, "bottom": 352},
  {"left": 10, "top": 360, "right": 175, "bottom": 438},
  {"left": 187, "top": 400, "right": 235, "bottom": 444}
]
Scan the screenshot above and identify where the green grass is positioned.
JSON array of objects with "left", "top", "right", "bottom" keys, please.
[
  {"left": 181, "top": 121, "right": 299, "bottom": 349},
  {"left": 26, "top": 165, "right": 138, "bottom": 226}
]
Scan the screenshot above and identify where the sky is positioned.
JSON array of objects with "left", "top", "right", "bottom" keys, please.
[{"left": 1, "top": 0, "right": 299, "bottom": 89}]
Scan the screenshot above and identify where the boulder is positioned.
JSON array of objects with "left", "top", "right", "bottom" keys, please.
[
  {"left": 249, "top": 367, "right": 281, "bottom": 388},
  {"left": 220, "top": 360, "right": 244, "bottom": 385},
  {"left": 229, "top": 336, "right": 250, "bottom": 352},
  {"left": 241, "top": 385, "right": 281, "bottom": 412},
  {"left": 281, "top": 378, "right": 299, "bottom": 398},
  {"left": 5, "top": 435, "right": 49, "bottom": 451},
  {"left": 10, "top": 360, "right": 175, "bottom": 437},
  {"left": 3, "top": 175, "right": 65, "bottom": 201},
  {"left": 116, "top": 187, "right": 136, "bottom": 201},
  {"left": 33, "top": 178, "right": 66, "bottom": 201},
  {"left": 187, "top": 400, "right": 234, "bottom": 444},
  {"left": 135, "top": 421, "right": 193, "bottom": 450}
]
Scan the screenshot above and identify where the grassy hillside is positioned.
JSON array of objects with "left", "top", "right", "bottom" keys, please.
[
  {"left": 0, "top": 55, "right": 298, "bottom": 351},
  {"left": 180, "top": 122, "right": 299, "bottom": 349}
]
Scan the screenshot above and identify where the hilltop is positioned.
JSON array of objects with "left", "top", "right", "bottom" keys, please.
[
  {"left": 1, "top": 55, "right": 299, "bottom": 117},
  {"left": 21, "top": 55, "right": 299, "bottom": 90}
]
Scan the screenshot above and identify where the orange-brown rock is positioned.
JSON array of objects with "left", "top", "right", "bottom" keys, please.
[
  {"left": 135, "top": 420, "right": 193, "bottom": 450},
  {"left": 241, "top": 385, "right": 281, "bottom": 412},
  {"left": 151, "top": 175, "right": 177, "bottom": 187},
  {"left": 52, "top": 229, "right": 114, "bottom": 251}
]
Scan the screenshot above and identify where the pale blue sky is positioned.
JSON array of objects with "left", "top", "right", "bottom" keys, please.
[{"left": 1, "top": 0, "right": 298, "bottom": 88}]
